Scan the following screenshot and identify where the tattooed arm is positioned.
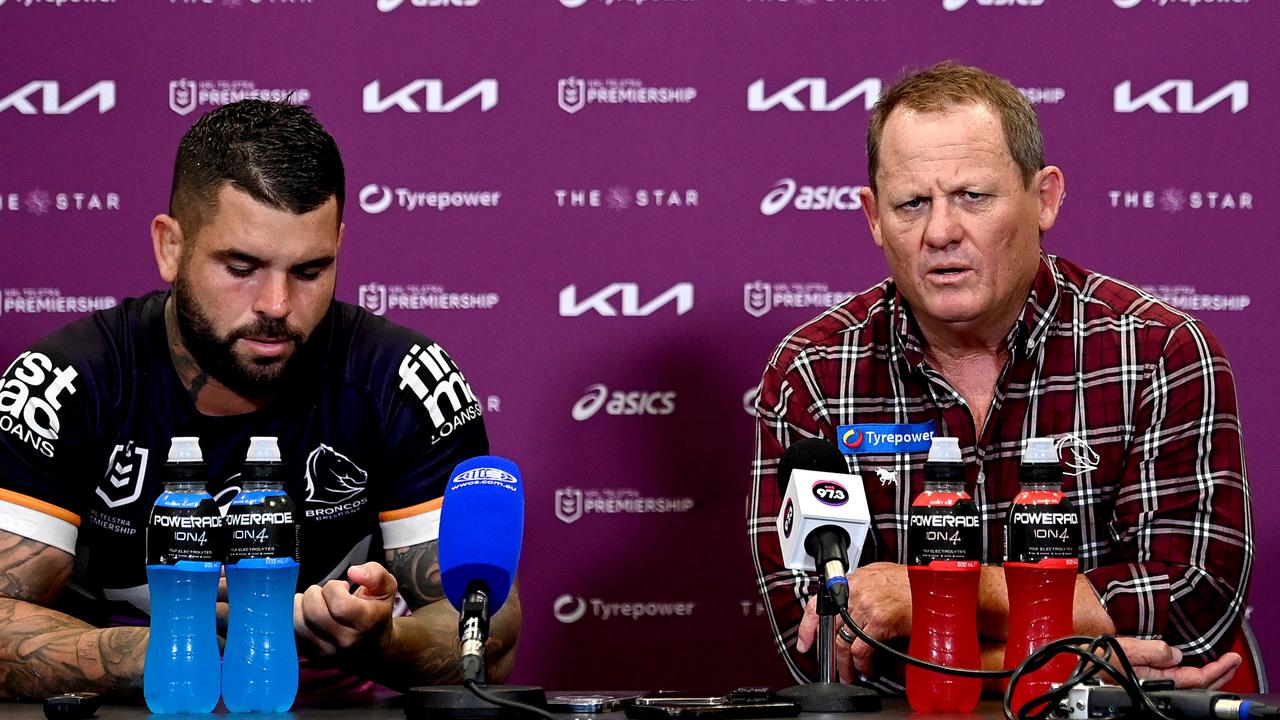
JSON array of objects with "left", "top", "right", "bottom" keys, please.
[
  {"left": 293, "top": 540, "right": 519, "bottom": 689},
  {"left": 0, "top": 530, "right": 147, "bottom": 700}
]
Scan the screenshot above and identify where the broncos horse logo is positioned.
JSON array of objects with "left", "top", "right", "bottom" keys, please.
[{"left": 304, "top": 444, "right": 369, "bottom": 505}]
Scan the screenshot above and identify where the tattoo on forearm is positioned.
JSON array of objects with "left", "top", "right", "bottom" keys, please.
[
  {"left": 385, "top": 540, "right": 445, "bottom": 608},
  {"left": 0, "top": 598, "right": 146, "bottom": 700},
  {"left": 0, "top": 535, "right": 144, "bottom": 699},
  {"left": 0, "top": 535, "right": 71, "bottom": 605}
]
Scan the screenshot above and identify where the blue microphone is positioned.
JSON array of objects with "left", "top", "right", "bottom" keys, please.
[{"left": 438, "top": 456, "right": 524, "bottom": 683}]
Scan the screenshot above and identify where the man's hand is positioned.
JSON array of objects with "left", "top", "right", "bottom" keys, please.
[
  {"left": 1116, "top": 638, "right": 1241, "bottom": 690},
  {"left": 795, "top": 562, "right": 911, "bottom": 682},
  {"left": 294, "top": 562, "right": 398, "bottom": 659}
]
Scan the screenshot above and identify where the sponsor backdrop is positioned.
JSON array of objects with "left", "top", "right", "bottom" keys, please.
[{"left": 0, "top": 0, "right": 1275, "bottom": 692}]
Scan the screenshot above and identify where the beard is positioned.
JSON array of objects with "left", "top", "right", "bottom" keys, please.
[{"left": 173, "top": 276, "right": 308, "bottom": 398}]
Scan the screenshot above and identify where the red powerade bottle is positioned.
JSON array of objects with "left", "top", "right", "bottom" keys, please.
[
  {"left": 1003, "top": 437, "right": 1081, "bottom": 713},
  {"left": 907, "top": 436, "right": 982, "bottom": 712}
]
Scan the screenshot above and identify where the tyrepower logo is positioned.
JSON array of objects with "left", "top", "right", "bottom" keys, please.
[
  {"left": 1114, "top": 80, "right": 1248, "bottom": 114},
  {"left": 0, "top": 351, "right": 79, "bottom": 459},
  {"left": 396, "top": 343, "right": 482, "bottom": 441},
  {"left": 0, "top": 81, "right": 115, "bottom": 115},
  {"left": 358, "top": 183, "right": 502, "bottom": 214},
  {"left": 553, "top": 594, "right": 695, "bottom": 623},
  {"left": 943, "top": 0, "right": 1044, "bottom": 9},
  {"left": 748, "top": 77, "right": 880, "bottom": 112},
  {"left": 760, "top": 179, "right": 861, "bottom": 216},
  {"left": 378, "top": 0, "right": 479, "bottom": 10},
  {"left": 559, "top": 283, "right": 693, "bottom": 317},
  {"left": 571, "top": 384, "right": 676, "bottom": 421},
  {"left": 554, "top": 486, "right": 694, "bottom": 524},
  {"left": 363, "top": 79, "right": 498, "bottom": 113}
]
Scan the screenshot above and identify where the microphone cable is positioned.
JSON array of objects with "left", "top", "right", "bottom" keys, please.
[
  {"left": 835, "top": 608, "right": 1272, "bottom": 720},
  {"left": 462, "top": 679, "right": 556, "bottom": 720}
]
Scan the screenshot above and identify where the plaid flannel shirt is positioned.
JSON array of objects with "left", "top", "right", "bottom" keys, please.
[{"left": 750, "top": 253, "right": 1252, "bottom": 685}]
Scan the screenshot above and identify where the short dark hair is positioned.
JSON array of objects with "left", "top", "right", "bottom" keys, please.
[
  {"left": 867, "top": 62, "right": 1044, "bottom": 192},
  {"left": 168, "top": 99, "right": 345, "bottom": 239}
]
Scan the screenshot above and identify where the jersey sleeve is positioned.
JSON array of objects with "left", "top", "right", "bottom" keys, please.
[
  {"left": 365, "top": 326, "right": 489, "bottom": 550},
  {"left": 0, "top": 320, "right": 113, "bottom": 554}
]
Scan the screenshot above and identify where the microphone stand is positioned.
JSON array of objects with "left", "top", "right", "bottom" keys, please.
[
  {"left": 406, "top": 585, "right": 546, "bottom": 719},
  {"left": 777, "top": 581, "right": 881, "bottom": 712}
]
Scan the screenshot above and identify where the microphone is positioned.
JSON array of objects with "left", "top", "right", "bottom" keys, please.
[
  {"left": 774, "top": 438, "right": 870, "bottom": 606},
  {"left": 439, "top": 456, "right": 524, "bottom": 683}
]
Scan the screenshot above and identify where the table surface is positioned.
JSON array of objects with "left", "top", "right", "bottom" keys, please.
[
  {"left": 0, "top": 697, "right": 973, "bottom": 720},
  {"left": 4, "top": 695, "right": 1278, "bottom": 720}
]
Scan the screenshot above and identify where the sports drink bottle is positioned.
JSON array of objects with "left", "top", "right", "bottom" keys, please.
[
  {"left": 144, "top": 437, "right": 222, "bottom": 714},
  {"left": 1004, "top": 437, "right": 1081, "bottom": 713},
  {"left": 907, "top": 436, "right": 982, "bottom": 712},
  {"left": 222, "top": 437, "right": 300, "bottom": 712}
]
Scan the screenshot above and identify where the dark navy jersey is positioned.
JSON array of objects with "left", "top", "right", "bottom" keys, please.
[{"left": 0, "top": 290, "right": 487, "bottom": 627}]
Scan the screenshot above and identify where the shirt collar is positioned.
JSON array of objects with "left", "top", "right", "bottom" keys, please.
[{"left": 890, "top": 252, "right": 1061, "bottom": 371}]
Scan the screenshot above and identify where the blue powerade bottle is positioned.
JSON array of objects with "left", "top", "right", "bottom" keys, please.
[
  {"left": 222, "top": 437, "right": 300, "bottom": 712},
  {"left": 144, "top": 437, "right": 223, "bottom": 714}
]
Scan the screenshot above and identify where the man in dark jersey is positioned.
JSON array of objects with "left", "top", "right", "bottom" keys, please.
[{"left": 0, "top": 100, "right": 516, "bottom": 701}]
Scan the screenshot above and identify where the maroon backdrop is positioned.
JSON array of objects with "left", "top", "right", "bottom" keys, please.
[{"left": 1, "top": 0, "right": 1274, "bottom": 691}]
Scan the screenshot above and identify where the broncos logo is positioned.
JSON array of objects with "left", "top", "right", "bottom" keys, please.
[{"left": 304, "top": 444, "right": 369, "bottom": 505}]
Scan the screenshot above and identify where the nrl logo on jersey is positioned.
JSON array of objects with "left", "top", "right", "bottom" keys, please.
[{"left": 95, "top": 442, "right": 150, "bottom": 509}]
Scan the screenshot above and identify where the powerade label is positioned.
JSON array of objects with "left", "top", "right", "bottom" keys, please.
[
  {"left": 1004, "top": 492, "right": 1080, "bottom": 567},
  {"left": 836, "top": 421, "right": 936, "bottom": 455},
  {"left": 908, "top": 493, "right": 981, "bottom": 567},
  {"left": 811, "top": 480, "right": 849, "bottom": 506},
  {"left": 224, "top": 490, "right": 299, "bottom": 563},
  {"left": 147, "top": 495, "right": 222, "bottom": 565}
]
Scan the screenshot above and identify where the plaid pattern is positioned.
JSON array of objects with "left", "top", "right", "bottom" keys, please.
[{"left": 750, "top": 254, "right": 1252, "bottom": 685}]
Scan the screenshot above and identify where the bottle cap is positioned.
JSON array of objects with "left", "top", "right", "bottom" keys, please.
[
  {"left": 167, "top": 437, "right": 203, "bottom": 463},
  {"left": 927, "top": 436, "right": 962, "bottom": 463},
  {"left": 1022, "top": 437, "right": 1058, "bottom": 465},
  {"left": 246, "top": 436, "right": 282, "bottom": 463}
]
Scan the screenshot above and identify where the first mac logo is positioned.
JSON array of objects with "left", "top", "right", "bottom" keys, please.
[{"left": 0, "top": 351, "right": 78, "bottom": 459}]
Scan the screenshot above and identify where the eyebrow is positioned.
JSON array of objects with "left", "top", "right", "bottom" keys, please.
[{"left": 210, "top": 249, "right": 336, "bottom": 272}]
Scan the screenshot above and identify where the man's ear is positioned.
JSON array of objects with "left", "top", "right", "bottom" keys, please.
[
  {"left": 1036, "top": 166, "right": 1066, "bottom": 233},
  {"left": 152, "top": 214, "right": 185, "bottom": 284},
  {"left": 859, "top": 186, "right": 885, "bottom": 249}
]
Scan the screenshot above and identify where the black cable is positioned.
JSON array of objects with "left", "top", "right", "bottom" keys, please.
[
  {"left": 835, "top": 605, "right": 1191, "bottom": 720},
  {"left": 462, "top": 679, "right": 555, "bottom": 720},
  {"left": 837, "top": 604, "right": 1014, "bottom": 678},
  {"left": 1000, "top": 635, "right": 1177, "bottom": 720}
]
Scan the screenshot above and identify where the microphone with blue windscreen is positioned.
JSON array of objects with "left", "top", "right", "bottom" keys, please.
[{"left": 438, "top": 456, "right": 524, "bottom": 683}]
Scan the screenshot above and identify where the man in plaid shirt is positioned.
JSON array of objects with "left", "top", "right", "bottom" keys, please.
[{"left": 750, "top": 63, "right": 1251, "bottom": 691}]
